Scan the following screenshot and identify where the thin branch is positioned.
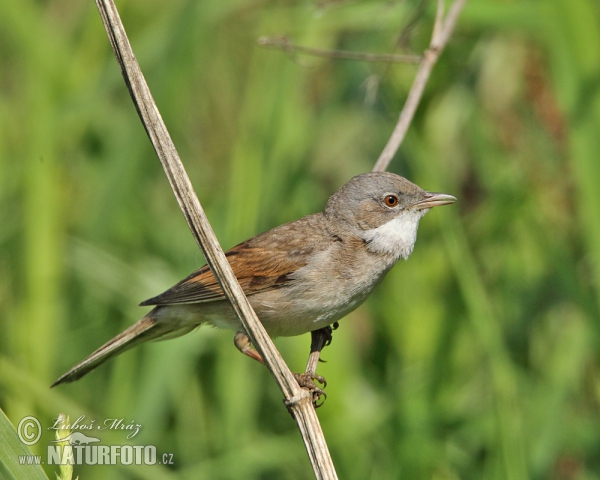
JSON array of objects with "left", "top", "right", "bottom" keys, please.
[
  {"left": 372, "top": 0, "right": 467, "bottom": 172},
  {"left": 258, "top": 36, "right": 421, "bottom": 64},
  {"left": 432, "top": 0, "right": 445, "bottom": 43},
  {"left": 93, "top": 1, "right": 337, "bottom": 478}
]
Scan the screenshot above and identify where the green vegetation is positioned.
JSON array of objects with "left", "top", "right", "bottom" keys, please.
[{"left": 1, "top": 0, "right": 599, "bottom": 478}]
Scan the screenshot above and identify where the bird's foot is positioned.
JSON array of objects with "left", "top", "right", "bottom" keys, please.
[{"left": 294, "top": 372, "right": 327, "bottom": 407}]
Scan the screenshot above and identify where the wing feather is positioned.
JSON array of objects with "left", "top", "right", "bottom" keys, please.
[{"left": 140, "top": 214, "right": 331, "bottom": 306}]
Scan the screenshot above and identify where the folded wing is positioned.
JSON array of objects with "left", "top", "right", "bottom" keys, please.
[{"left": 140, "top": 214, "right": 331, "bottom": 306}]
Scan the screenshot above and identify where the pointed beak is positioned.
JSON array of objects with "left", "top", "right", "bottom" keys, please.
[{"left": 413, "top": 192, "right": 456, "bottom": 210}]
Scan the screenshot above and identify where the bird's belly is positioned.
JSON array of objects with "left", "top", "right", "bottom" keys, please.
[{"left": 251, "top": 276, "right": 380, "bottom": 337}]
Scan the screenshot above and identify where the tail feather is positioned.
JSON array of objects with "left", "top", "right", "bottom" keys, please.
[{"left": 52, "top": 308, "right": 185, "bottom": 387}]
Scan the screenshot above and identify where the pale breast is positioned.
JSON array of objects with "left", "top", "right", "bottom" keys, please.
[{"left": 251, "top": 241, "right": 394, "bottom": 337}]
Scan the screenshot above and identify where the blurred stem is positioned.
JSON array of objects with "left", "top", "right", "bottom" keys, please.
[
  {"left": 18, "top": 3, "right": 64, "bottom": 384},
  {"left": 554, "top": 0, "right": 600, "bottom": 318},
  {"left": 55, "top": 414, "right": 75, "bottom": 480},
  {"left": 571, "top": 120, "right": 600, "bottom": 312},
  {"left": 23, "top": 150, "right": 61, "bottom": 380},
  {"left": 441, "top": 210, "right": 529, "bottom": 480}
]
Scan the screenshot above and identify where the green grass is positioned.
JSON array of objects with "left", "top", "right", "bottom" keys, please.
[{"left": 1, "top": 0, "right": 600, "bottom": 478}]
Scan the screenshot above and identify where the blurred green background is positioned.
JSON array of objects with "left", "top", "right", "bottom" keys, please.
[{"left": 2, "top": 0, "right": 600, "bottom": 478}]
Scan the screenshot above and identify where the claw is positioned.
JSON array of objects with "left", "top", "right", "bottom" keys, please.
[
  {"left": 294, "top": 372, "right": 328, "bottom": 407},
  {"left": 314, "top": 374, "right": 327, "bottom": 389},
  {"left": 313, "top": 390, "right": 327, "bottom": 408},
  {"left": 295, "top": 372, "right": 327, "bottom": 389}
]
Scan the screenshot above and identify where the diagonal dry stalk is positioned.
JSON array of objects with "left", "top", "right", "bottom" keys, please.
[
  {"left": 93, "top": 1, "right": 337, "bottom": 478},
  {"left": 373, "top": 0, "right": 467, "bottom": 172}
]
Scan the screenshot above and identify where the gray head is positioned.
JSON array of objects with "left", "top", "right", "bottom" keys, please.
[{"left": 325, "top": 172, "right": 455, "bottom": 261}]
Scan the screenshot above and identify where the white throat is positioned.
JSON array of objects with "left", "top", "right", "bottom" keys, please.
[{"left": 361, "top": 209, "right": 428, "bottom": 261}]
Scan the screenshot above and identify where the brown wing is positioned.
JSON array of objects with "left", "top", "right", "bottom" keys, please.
[{"left": 140, "top": 214, "right": 331, "bottom": 306}]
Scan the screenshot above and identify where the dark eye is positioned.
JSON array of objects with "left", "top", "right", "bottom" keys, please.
[{"left": 383, "top": 194, "right": 399, "bottom": 207}]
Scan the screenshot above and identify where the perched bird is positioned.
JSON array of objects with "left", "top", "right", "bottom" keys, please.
[{"left": 52, "top": 172, "right": 455, "bottom": 387}]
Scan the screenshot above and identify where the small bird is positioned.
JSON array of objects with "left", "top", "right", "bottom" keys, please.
[{"left": 52, "top": 172, "right": 455, "bottom": 387}]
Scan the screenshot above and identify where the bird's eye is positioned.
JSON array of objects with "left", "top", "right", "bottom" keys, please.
[{"left": 383, "top": 195, "right": 399, "bottom": 207}]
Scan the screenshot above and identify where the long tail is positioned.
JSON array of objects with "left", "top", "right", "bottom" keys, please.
[{"left": 51, "top": 307, "right": 194, "bottom": 387}]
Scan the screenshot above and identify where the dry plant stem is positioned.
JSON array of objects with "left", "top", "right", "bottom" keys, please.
[
  {"left": 258, "top": 36, "right": 421, "bottom": 64},
  {"left": 373, "top": 0, "right": 467, "bottom": 172},
  {"left": 93, "top": 1, "right": 337, "bottom": 478}
]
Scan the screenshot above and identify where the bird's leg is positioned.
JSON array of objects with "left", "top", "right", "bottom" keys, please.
[
  {"left": 234, "top": 330, "right": 264, "bottom": 364},
  {"left": 294, "top": 322, "right": 339, "bottom": 407},
  {"left": 235, "top": 324, "right": 339, "bottom": 407}
]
